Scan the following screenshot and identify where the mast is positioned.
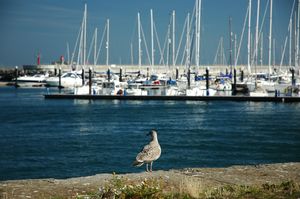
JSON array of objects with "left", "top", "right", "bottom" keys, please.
[
  {"left": 198, "top": 0, "right": 202, "bottom": 66},
  {"left": 220, "top": 37, "right": 222, "bottom": 65},
  {"left": 195, "top": 0, "right": 201, "bottom": 67},
  {"left": 268, "top": 0, "right": 273, "bottom": 73},
  {"left": 289, "top": 13, "right": 292, "bottom": 67},
  {"left": 254, "top": 0, "right": 260, "bottom": 66},
  {"left": 172, "top": 10, "right": 176, "bottom": 67},
  {"left": 229, "top": 17, "right": 233, "bottom": 72},
  {"left": 83, "top": 3, "right": 87, "bottom": 67},
  {"left": 273, "top": 38, "right": 276, "bottom": 66},
  {"left": 78, "top": 17, "right": 84, "bottom": 68},
  {"left": 150, "top": 9, "right": 154, "bottom": 67},
  {"left": 260, "top": 32, "right": 263, "bottom": 66},
  {"left": 295, "top": 11, "right": 297, "bottom": 66},
  {"left": 167, "top": 23, "right": 171, "bottom": 68},
  {"left": 94, "top": 28, "right": 97, "bottom": 66},
  {"left": 234, "top": 34, "right": 237, "bottom": 67},
  {"left": 288, "top": 0, "right": 296, "bottom": 68},
  {"left": 130, "top": 43, "right": 134, "bottom": 65},
  {"left": 106, "top": 19, "right": 110, "bottom": 66},
  {"left": 186, "top": 13, "right": 191, "bottom": 67},
  {"left": 296, "top": 0, "right": 300, "bottom": 67},
  {"left": 247, "top": 0, "right": 252, "bottom": 73},
  {"left": 67, "top": 42, "right": 70, "bottom": 65},
  {"left": 138, "top": 12, "right": 142, "bottom": 68}
]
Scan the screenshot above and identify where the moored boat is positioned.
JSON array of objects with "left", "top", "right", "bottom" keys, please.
[{"left": 45, "top": 71, "right": 82, "bottom": 88}]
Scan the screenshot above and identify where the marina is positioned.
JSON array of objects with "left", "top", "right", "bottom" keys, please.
[
  {"left": 2, "top": 64, "right": 300, "bottom": 100},
  {"left": 1, "top": 2, "right": 300, "bottom": 195},
  {"left": 1, "top": 0, "right": 300, "bottom": 101}
]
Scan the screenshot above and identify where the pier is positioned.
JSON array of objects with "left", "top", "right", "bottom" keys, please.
[{"left": 44, "top": 94, "right": 300, "bottom": 102}]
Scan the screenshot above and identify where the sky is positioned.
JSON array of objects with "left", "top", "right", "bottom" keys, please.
[{"left": 0, "top": 0, "right": 294, "bottom": 67}]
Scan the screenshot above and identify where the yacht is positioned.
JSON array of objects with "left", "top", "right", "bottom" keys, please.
[
  {"left": 16, "top": 73, "right": 49, "bottom": 87},
  {"left": 45, "top": 71, "right": 82, "bottom": 88}
]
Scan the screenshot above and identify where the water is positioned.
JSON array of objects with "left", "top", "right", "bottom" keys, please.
[{"left": 0, "top": 87, "right": 300, "bottom": 180}]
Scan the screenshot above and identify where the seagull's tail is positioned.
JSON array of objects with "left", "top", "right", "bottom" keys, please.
[{"left": 132, "top": 160, "right": 144, "bottom": 167}]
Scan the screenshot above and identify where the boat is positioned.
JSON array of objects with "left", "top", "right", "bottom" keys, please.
[
  {"left": 212, "top": 75, "right": 232, "bottom": 91},
  {"left": 98, "top": 81, "right": 126, "bottom": 95},
  {"left": 140, "top": 74, "right": 169, "bottom": 89},
  {"left": 45, "top": 71, "right": 82, "bottom": 88},
  {"left": 17, "top": 73, "right": 48, "bottom": 83},
  {"left": 16, "top": 73, "right": 49, "bottom": 87},
  {"left": 249, "top": 85, "right": 269, "bottom": 97},
  {"left": 125, "top": 82, "right": 147, "bottom": 96},
  {"left": 94, "top": 74, "right": 127, "bottom": 95},
  {"left": 73, "top": 80, "right": 102, "bottom": 95},
  {"left": 186, "top": 87, "right": 217, "bottom": 96}
]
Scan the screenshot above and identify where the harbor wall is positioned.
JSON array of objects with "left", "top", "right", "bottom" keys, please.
[{"left": 22, "top": 64, "right": 300, "bottom": 76}]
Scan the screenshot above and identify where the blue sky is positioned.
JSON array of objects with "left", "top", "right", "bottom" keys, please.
[{"left": 0, "top": 0, "right": 294, "bottom": 67}]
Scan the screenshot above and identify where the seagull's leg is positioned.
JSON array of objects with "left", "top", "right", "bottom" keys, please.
[
  {"left": 146, "top": 163, "right": 149, "bottom": 172},
  {"left": 150, "top": 162, "right": 153, "bottom": 172}
]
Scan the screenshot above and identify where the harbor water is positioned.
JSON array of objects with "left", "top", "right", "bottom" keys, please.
[{"left": 0, "top": 86, "right": 300, "bottom": 180}]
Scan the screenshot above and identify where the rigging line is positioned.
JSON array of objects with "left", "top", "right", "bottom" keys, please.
[
  {"left": 180, "top": 45, "right": 186, "bottom": 66},
  {"left": 166, "top": 24, "right": 172, "bottom": 67},
  {"left": 153, "top": 22, "right": 164, "bottom": 65},
  {"left": 70, "top": 21, "right": 83, "bottom": 67},
  {"left": 181, "top": 15, "right": 190, "bottom": 66},
  {"left": 235, "top": 5, "right": 249, "bottom": 67},
  {"left": 213, "top": 37, "right": 222, "bottom": 65},
  {"left": 176, "top": 15, "right": 188, "bottom": 66},
  {"left": 181, "top": 17, "right": 189, "bottom": 66},
  {"left": 159, "top": 27, "right": 168, "bottom": 65},
  {"left": 179, "top": 7, "right": 196, "bottom": 67},
  {"left": 280, "top": 35, "right": 289, "bottom": 67},
  {"left": 128, "top": 16, "right": 138, "bottom": 64},
  {"left": 188, "top": 0, "right": 197, "bottom": 62},
  {"left": 258, "top": 0, "right": 269, "bottom": 44},
  {"left": 279, "top": 0, "right": 296, "bottom": 67},
  {"left": 166, "top": 13, "right": 174, "bottom": 68},
  {"left": 223, "top": 43, "right": 228, "bottom": 66},
  {"left": 66, "top": 42, "right": 70, "bottom": 65},
  {"left": 87, "top": 29, "right": 96, "bottom": 64},
  {"left": 159, "top": 14, "right": 173, "bottom": 65},
  {"left": 188, "top": 26, "right": 196, "bottom": 68},
  {"left": 251, "top": 0, "right": 269, "bottom": 66},
  {"left": 96, "top": 24, "right": 107, "bottom": 64},
  {"left": 77, "top": 19, "right": 85, "bottom": 68},
  {"left": 140, "top": 23, "right": 151, "bottom": 65}
]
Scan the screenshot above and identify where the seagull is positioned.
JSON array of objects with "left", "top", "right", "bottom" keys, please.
[{"left": 133, "top": 129, "right": 161, "bottom": 172}]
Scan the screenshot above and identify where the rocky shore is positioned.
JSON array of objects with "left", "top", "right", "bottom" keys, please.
[{"left": 1, "top": 162, "right": 300, "bottom": 198}]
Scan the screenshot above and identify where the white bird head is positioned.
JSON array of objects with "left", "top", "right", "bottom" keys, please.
[{"left": 147, "top": 129, "right": 158, "bottom": 140}]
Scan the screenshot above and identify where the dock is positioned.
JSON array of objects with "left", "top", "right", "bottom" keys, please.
[{"left": 44, "top": 94, "right": 300, "bottom": 102}]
